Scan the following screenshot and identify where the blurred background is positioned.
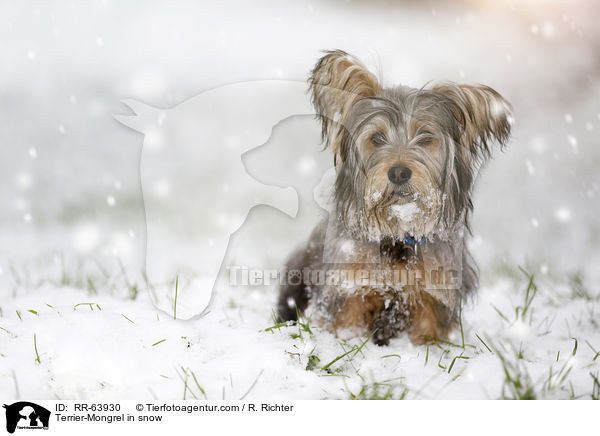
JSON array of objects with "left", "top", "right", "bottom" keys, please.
[{"left": 1, "top": 0, "right": 599, "bottom": 294}]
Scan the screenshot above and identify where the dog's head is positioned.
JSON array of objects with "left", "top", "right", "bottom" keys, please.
[{"left": 309, "top": 50, "right": 512, "bottom": 241}]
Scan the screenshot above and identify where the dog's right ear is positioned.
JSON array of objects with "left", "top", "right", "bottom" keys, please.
[{"left": 309, "top": 50, "right": 381, "bottom": 160}]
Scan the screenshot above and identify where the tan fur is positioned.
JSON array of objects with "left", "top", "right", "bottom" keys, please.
[
  {"left": 408, "top": 292, "right": 453, "bottom": 344},
  {"left": 334, "top": 291, "right": 384, "bottom": 331},
  {"left": 326, "top": 243, "right": 456, "bottom": 345}
]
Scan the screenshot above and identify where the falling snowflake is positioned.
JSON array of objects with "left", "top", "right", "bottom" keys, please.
[
  {"left": 72, "top": 223, "right": 100, "bottom": 253},
  {"left": 555, "top": 207, "right": 571, "bottom": 222},
  {"left": 525, "top": 159, "right": 535, "bottom": 175},
  {"left": 567, "top": 135, "right": 578, "bottom": 153}
]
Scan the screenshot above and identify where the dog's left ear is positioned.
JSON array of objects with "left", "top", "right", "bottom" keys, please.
[{"left": 433, "top": 83, "right": 512, "bottom": 156}]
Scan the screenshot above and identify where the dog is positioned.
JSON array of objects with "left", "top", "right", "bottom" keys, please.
[{"left": 277, "top": 50, "right": 512, "bottom": 345}]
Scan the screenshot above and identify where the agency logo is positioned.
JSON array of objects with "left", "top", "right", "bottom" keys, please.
[{"left": 3, "top": 402, "right": 50, "bottom": 434}]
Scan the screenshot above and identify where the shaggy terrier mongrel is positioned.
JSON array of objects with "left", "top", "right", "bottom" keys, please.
[{"left": 278, "top": 50, "right": 512, "bottom": 345}]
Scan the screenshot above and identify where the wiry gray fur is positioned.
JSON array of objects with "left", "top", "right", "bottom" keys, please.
[{"left": 278, "top": 50, "right": 512, "bottom": 344}]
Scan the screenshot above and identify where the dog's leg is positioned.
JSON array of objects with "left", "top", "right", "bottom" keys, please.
[
  {"left": 277, "top": 247, "right": 311, "bottom": 322},
  {"left": 370, "top": 292, "right": 410, "bottom": 346},
  {"left": 408, "top": 291, "right": 456, "bottom": 345},
  {"left": 333, "top": 291, "right": 384, "bottom": 333},
  {"left": 277, "top": 221, "right": 327, "bottom": 322}
]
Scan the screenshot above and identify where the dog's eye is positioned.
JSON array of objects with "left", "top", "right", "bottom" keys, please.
[
  {"left": 416, "top": 131, "right": 434, "bottom": 146},
  {"left": 371, "top": 132, "right": 387, "bottom": 147}
]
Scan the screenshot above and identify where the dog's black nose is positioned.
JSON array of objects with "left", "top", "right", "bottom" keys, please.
[{"left": 388, "top": 165, "right": 412, "bottom": 185}]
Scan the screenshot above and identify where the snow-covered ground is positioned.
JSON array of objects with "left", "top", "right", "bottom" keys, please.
[
  {"left": 2, "top": 256, "right": 600, "bottom": 399},
  {"left": 1, "top": 0, "right": 600, "bottom": 400}
]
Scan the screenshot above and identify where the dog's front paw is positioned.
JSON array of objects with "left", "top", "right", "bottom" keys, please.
[
  {"left": 370, "top": 294, "right": 410, "bottom": 346},
  {"left": 408, "top": 296, "right": 454, "bottom": 345},
  {"left": 408, "top": 319, "right": 444, "bottom": 345}
]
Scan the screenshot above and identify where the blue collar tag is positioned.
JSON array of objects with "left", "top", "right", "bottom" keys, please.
[{"left": 403, "top": 235, "right": 426, "bottom": 247}]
